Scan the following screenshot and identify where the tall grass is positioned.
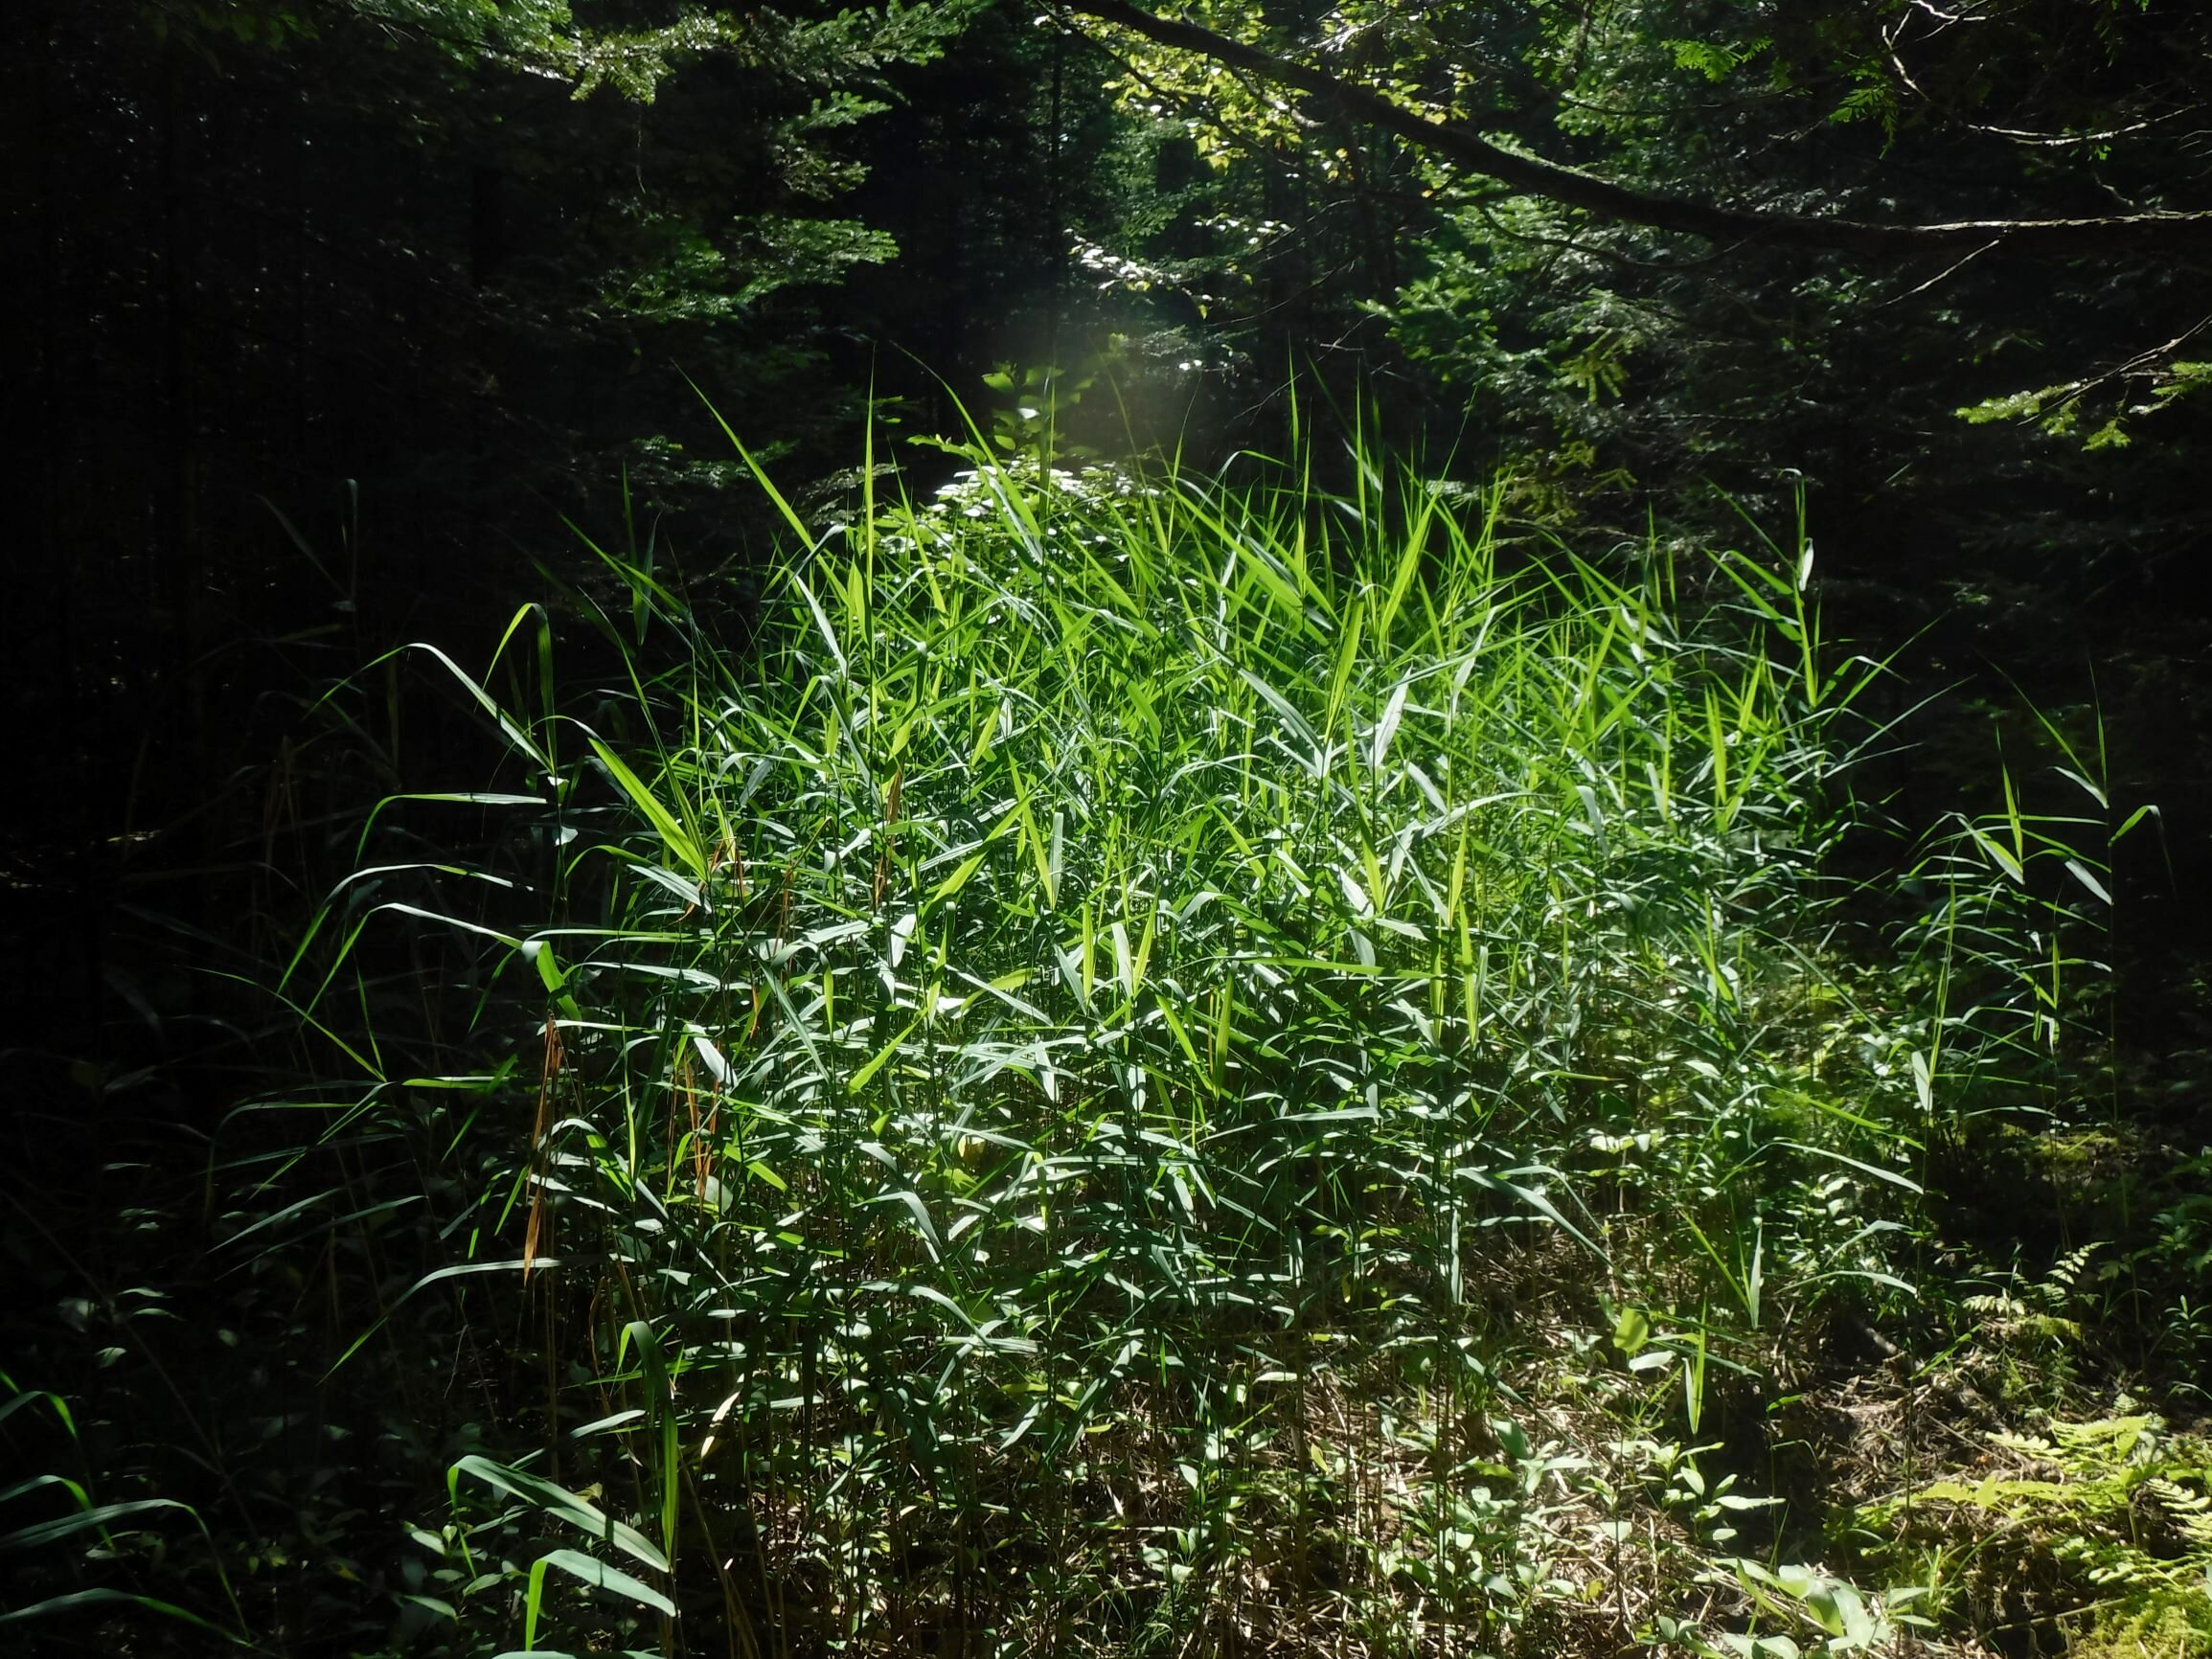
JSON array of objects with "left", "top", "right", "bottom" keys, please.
[{"left": 253, "top": 423, "right": 1998, "bottom": 1657}]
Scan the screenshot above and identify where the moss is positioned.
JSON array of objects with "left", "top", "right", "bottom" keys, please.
[{"left": 2071, "top": 1592, "right": 2212, "bottom": 1659}]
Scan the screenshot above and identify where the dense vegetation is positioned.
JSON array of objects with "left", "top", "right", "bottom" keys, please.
[{"left": 4, "top": 3, "right": 2209, "bottom": 1657}]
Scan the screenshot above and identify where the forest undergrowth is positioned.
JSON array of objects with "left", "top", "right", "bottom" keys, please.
[{"left": 6, "top": 412, "right": 2207, "bottom": 1659}]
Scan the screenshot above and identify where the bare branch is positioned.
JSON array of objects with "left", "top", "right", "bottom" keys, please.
[{"left": 1882, "top": 11, "right": 2178, "bottom": 150}]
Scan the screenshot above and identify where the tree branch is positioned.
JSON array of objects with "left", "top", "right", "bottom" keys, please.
[{"left": 1064, "top": 0, "right": 2212, "bottom": 261}]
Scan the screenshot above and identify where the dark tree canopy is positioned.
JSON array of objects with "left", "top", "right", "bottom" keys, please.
[{"left": 1072, "top": 0, "right": 2212, "bottom": 259}]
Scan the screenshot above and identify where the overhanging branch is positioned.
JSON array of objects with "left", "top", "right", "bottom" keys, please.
[{"left": 1065, "top": 0, "right": 2212, "bottom": 261}]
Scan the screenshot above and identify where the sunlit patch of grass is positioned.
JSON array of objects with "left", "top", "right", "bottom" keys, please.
[{"left": 243, "top": 414, "right": 2119, "bottom": 1657}]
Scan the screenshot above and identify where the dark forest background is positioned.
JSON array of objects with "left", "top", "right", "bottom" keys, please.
[{"left": 6, "top": 1, "right": 2212, "bottom": 1653}]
